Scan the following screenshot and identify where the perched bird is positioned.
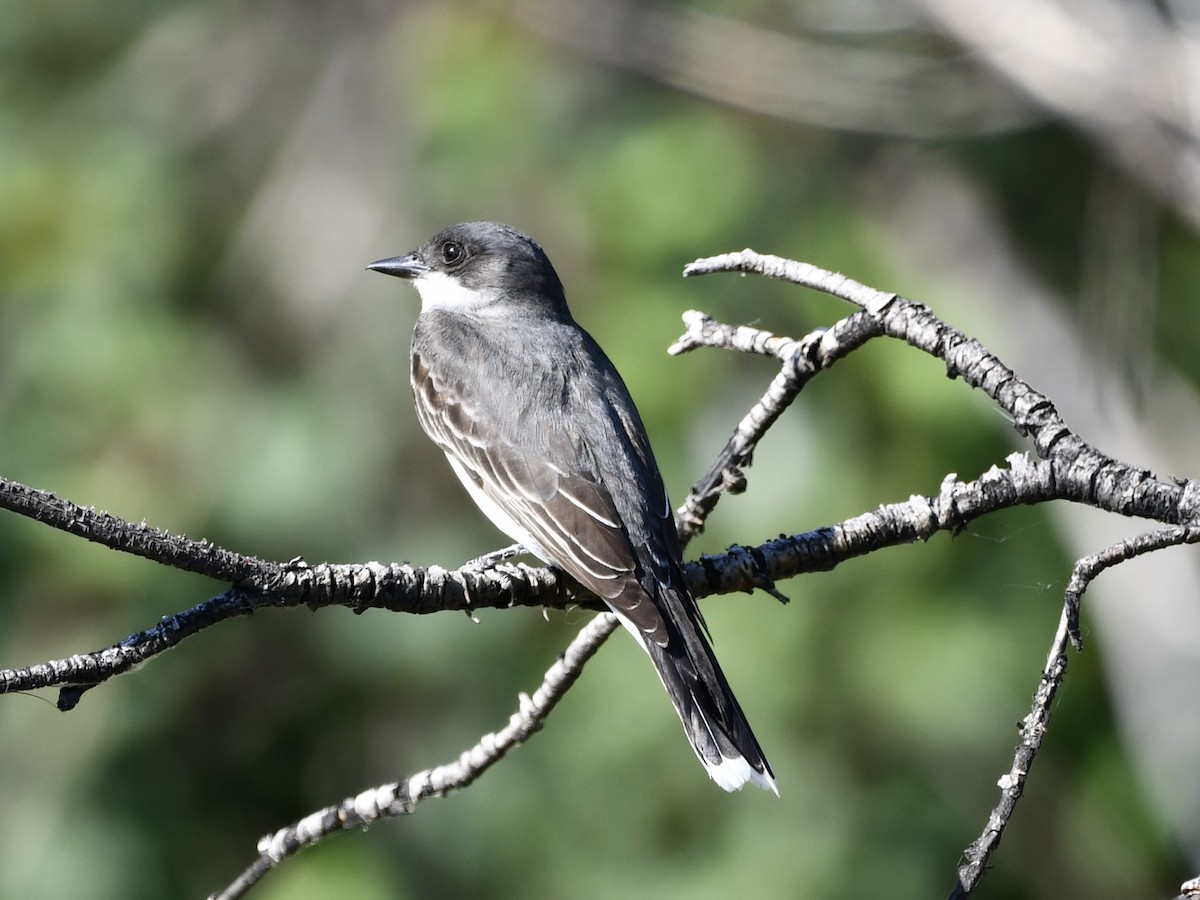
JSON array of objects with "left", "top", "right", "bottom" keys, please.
[{"left": 368, "top": 222, "right": 775, "bottom": 793}]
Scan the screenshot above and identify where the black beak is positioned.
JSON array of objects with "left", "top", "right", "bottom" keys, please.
[{"left": 367, "top": 253, "right": 429, "bottom": 279}]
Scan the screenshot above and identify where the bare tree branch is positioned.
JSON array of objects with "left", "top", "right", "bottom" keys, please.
[
  {"left": 209, "top": 611, "right": 618, "bottom": 900},
  {"left": 683, "top": 249, "right": 1200, "bottom": 527},
  {"left": 5, "top": 250, "right": 1198, "bottom": 897},
  {"left": 668, "top": 308, "right": 883, "bottom": 540},
  {"left": 0, "top": 479, "right": 276, "bottom": 585},
  {"left": 951, "top": 607, "right": 1073, "bottom": 900},
  {"left": 954, "top": 526, "right": 1200, "bottom": 898}
]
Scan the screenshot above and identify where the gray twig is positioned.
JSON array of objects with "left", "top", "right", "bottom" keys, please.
[{"left": 952, "top": 526, "right": 1200, "bottom": 897}]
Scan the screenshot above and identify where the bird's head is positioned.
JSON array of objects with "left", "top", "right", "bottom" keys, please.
[{"left": 368, "top": 221, "right": 569, "bottom": 315}]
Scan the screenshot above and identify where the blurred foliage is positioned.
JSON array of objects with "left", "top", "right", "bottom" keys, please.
[{"left": 0, "top": 1, "right": 1193, "bottom": 899}]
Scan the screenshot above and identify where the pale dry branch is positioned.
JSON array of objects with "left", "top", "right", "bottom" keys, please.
[
  {"left": 954, "top": 527, "right": 1200, "bottom": 897},
  {"left": 210, "top": 612, "right": 618, "bottom": 900}
]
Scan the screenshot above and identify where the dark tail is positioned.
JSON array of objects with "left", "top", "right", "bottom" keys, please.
[{"left": 637, "top": 612, "right": 777, "bottom": 794}]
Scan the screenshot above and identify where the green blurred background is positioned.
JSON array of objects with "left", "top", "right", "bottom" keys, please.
[{"left": 1, "top": 1, "right": 1197, "bottom": 898}]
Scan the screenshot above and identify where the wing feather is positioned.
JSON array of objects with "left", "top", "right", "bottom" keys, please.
[{"left": 413, "top": 346, "right": 662, "bottom": 629}]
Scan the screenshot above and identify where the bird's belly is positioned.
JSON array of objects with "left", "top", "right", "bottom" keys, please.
[{"left": 443, "top": 452, "right": 552, "bottom": 561}]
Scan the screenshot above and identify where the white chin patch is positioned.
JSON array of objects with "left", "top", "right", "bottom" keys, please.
[{"left": 413, "top": 271, "right": 483, "bottom": 311}]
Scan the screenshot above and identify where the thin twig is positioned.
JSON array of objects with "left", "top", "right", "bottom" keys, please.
[
  {"left": 683, "top": 249, "right": 898, "bottom": 314},
  {"left": 1061, "top": 527, "right": 1200, "bottom": 650},
  {"left": 950, "top": 607, "right": 1072, "bottom": 900},
  {"left": 0, "top": 478, "right": 278, "bottom": 585},
  {"left": 684, "top": 251, "right": 1200, "bottom": 528},
  {"left": 669, "top": 308, "right": 884, "bottom": 537},
  {"left": 951, "top": 526, "right": 1200, "bottom": 897},
  {"left": 210, "top": 612, "right": 618, "bottom": 899}
]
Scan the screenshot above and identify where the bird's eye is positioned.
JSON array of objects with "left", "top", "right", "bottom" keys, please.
[{"left": 441, "top": 241, "right": 465, "bottom": 265}]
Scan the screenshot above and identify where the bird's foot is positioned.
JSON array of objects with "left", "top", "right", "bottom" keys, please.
[{"left": 463, "top": 543, "right": 529, "bottom": 570}]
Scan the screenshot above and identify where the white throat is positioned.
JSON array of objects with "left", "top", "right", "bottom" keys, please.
[{"left": 413, "top": 271, "right": 486, "bottom": 311}]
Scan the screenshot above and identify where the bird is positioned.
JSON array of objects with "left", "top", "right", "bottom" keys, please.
[{"left": 368, "top": 221, "right": 776, "bottom": 793}]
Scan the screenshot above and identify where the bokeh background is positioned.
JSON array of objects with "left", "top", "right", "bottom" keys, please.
[{"left": 2, "top": 1, "right": 1198, "bottom": 898}]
